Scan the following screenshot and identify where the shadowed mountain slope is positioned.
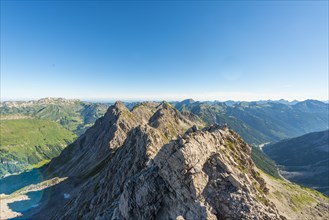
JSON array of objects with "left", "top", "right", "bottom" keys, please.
[{"left": 264, "top": 130, "right": 329, "bottom": 196}]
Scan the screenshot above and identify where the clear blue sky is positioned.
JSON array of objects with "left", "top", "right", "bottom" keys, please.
[{"left": 1, "top": 1, "right": 328, "bottom": 101}]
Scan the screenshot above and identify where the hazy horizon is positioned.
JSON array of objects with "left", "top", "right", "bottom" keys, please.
[
  {"left": 1, "top": 1, "right": 328, "bottom": 101},
  {"left": 1, "top": 96, "right": 328, "bottom": 104}
]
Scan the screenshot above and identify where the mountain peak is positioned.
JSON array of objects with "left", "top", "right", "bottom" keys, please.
[
  {"left": 37, "top": 115, "right": 283, "bottom": 219},
  {"left": 113, "top": 100, "right": 128, "bottom": 110},
  {"left": 161, "top": 101, "right": 173, "bottom": 109},
  {"left": 181, "top": 98, "right": 195, "bottom": 104}
]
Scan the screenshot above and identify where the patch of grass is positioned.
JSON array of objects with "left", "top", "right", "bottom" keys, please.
[
  {"left": 256, "top": 193, "right": 269, "bottom": 206},
  {"left": 226, "top": 140, "right": 235, "bottom": 151},
  {"left": 272, "top": 190, "right": 283, "bottom": 200},
  {"left": 28, "top": 159, "right": 50, "bottom": 169},
  {"left": 301, "top": 186, "right": 328, "bottom": 199},
  {"left": 291, "top": 194, "right": 316, "bottom": 208}
]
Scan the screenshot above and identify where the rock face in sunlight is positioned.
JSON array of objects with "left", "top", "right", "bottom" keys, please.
[{"left": 27, "top": 102, "right": 326, "bottom": 219}]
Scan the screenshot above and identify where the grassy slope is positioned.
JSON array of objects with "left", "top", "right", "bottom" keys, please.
[
  {"left": 251, "top": 146, "right": 281, "bottom": 179},
  {"left": 0, "top": 99, "right": 108, "bottom": 176},
  {"left": 260, "top": 169, "right": 329, "bottom": 220},
  {"left": 0, "top": 118, "right": 76, "bottom": 177}
]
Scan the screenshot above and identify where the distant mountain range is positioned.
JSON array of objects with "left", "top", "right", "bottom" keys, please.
[
  {"left": 264, "top": 130, "right": 329, "bottom": 196},
  {"left": 1, "top": 97, "right": 110, "bottom": 135},
  {"left": 171, "top": 99, "right": 329, "bottom": 145},
  {"left": 223, "top": 99, "right": 300, "bottom": 106}
]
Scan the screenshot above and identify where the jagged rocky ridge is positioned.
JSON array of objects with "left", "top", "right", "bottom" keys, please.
[{"left": 32, "top": 101, "right": 285, "bottom": 219}]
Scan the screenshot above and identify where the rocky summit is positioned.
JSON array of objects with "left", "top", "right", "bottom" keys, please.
[{"left": 26, "top": 102, "right": 324, "bottom": 219}]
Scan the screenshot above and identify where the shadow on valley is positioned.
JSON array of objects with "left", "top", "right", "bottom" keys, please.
[
  {"left": 0, "top": 166, "right": 74, "bottom": 219},
  {"left": 11, "top": 178, "right": 72, "bottom": 220},
  {"left": 8, "top": 191, "right": 43, "bottom": 213},
  {"left": 0, "top": 169, "right": 43, "bottom": 195}
]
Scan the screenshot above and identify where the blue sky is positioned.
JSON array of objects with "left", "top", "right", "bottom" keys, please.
[{"left": 1, "top": 1, "right": 328, "bottom": 101}]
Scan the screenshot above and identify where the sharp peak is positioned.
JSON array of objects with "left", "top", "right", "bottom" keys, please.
[
  {"left": 113, "top": 101, "right": 128, "bottom": 110},
  {"left": 104, "top": 101, "right": 129, "bottom": 117},
  {"left": 159, "top": 101, "right": 174, "bottom": 109}
]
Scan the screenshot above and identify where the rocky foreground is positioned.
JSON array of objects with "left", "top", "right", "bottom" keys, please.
[{"left": 15, "top": 101, "right": 328, "bottom": 219}]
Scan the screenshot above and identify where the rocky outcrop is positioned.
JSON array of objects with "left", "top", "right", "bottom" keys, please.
[{"left": 32, "top": 102, "right": 284, "bottom": 220}]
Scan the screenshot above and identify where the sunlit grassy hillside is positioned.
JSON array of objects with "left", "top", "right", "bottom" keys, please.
[{"left": 0, "top": 118, "right": 76, "bottom": 177}]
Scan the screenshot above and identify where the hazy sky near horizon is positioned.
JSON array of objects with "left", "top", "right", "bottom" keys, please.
[{"left": 1, "top": 1, "right": 328, "bottom": 101}]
